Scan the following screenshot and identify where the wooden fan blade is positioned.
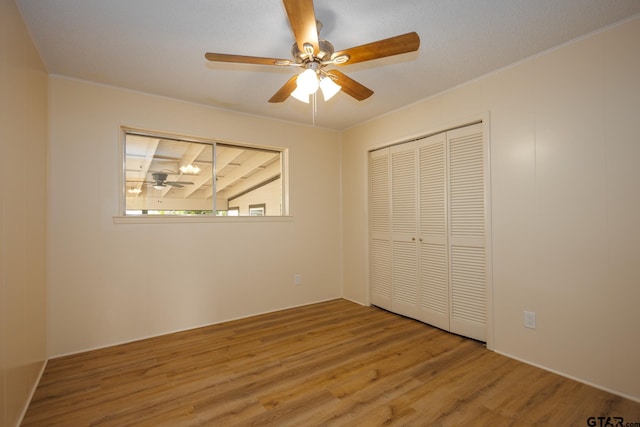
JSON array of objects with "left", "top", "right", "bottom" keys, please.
[
  {"left": 268, "top": 75, "right": 299, "bottom": 103},
  {"left": 332, "top": 32, "right": 420, "bottom": 66},
  {"left": 327, "top": 70, "right": 373, "bottom": 101},
  {"left": 283, "top": 0, "right": 319, "bottom": 54},
  {"left": 205, "top": 52, "right": 291, "bottom": 66},
  {"left": 167, "top": 181, "right": 194, "bottom": 186}
]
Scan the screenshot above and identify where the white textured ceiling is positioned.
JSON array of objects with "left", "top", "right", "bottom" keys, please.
[{"left": 16, "top": 0, "right": 640, "bottom": 130}]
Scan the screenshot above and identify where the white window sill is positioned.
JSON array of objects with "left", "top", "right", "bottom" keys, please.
[{"left": 113, "top": 215, "right": 293, "bottom": 224}]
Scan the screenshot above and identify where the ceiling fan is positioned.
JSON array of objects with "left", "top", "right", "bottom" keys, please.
[
  {"left": 128, "top": 172, "right": 195, "bottom": 190},
  {"left": 204, "top": 0, "right": 420, "bottom": 103}
]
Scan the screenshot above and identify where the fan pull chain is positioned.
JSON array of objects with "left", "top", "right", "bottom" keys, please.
[{"left": 312, "top": 92, "right": 317, "bottom": 127}]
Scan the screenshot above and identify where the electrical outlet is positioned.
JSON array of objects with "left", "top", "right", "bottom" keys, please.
[
  {"left": 524, "top": 311, "right": 536, "bottom": 329},
  {"left": 294, "top": 274, "right": 301, "bottom": 285}
]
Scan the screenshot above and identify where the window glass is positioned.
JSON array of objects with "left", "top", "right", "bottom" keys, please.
[{"left": 124, "top": 132, "right": 283, "bottom": 216}]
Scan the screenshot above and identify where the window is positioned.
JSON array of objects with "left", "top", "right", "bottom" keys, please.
[
  {"left": 249, "top": 204, "right": 266, "bottom": 216},
  {"left": 123, "top": 130, "right": 285, "bottom": 216}
]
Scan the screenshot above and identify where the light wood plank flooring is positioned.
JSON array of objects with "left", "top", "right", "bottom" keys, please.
[{"left": 23, "top": 299, "right": 640, "bottom": 426}]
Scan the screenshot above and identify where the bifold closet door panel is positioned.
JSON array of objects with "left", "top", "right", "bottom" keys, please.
[
  {"left": 447, "top": 123, "right": 487, "bottom": 342},
  {"left": 390, "top": 142, "right": 419, "bottom": 318},
  {"left": 368, "top": 122, "right": 489, "bottom": 343},
  {"left": 370, "top": 240, "right": 392, "bottom": 309},
  {"left": 417, "top": 134, "right": 450, "bottom": 331},
  {"left": 369, "top": 148, "right": 392, "bottom": 309}
]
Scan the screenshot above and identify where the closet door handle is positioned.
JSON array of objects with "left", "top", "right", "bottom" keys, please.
[
  {"left": 419, "top": 238, "right": 423, "bottom": 242},
  {"left": 411, "top": 237, "right": 416, "bottom": 241}
]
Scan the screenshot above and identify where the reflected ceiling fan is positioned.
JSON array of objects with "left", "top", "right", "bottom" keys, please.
[
  {"left": 205, "top": 0, "right": 420, "bottom": 103},
  {"left": 129, "top": 172, "right": 195, "bottom": 190}
]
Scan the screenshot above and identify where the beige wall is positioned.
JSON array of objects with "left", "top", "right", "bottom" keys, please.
[
  {"left": 341, "top": 17, "right": 640, "bottom": 401},
  {"left": 48, "top": 77, "right": 342, "bottom": 357},
  {"left": 0, "top": 0, "right": 48, "bottom": 425}
]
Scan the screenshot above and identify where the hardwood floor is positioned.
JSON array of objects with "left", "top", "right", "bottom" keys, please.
[{"left": 23, "top": 299, "right": 640, "bottom": 426}]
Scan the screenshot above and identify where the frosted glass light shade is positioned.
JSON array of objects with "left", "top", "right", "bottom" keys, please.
[
  {"left": 291, "top": 86, "right": 310, "bottom": 103},
  {"left": 296, "top": 69, "right": 319, "bottom": 95},
  {"left": 320, "top": 76, "right": 341, "bottom": 101}
]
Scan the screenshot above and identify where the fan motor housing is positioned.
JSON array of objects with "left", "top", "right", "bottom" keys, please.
[
  {"left": 152, "top": 172, "right": 168, "bottom": 182},
  {"left": 292, "top": 39, "right": 335, "bottom": 63}
]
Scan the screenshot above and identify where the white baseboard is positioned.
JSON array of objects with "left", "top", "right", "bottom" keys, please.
[
  {"left": 50, "top": 296, "right": 344, "bottom": 359},
  {"left": 340, "top": 295, "right": 367, "bottom": 306},
  {"left": 494, "top": 349, "right": 640, "bottom": 404},
  {"left": 16, "top": 359, "right": 48, "bottom": 427}
]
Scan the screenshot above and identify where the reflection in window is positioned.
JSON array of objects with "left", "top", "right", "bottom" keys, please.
[
  {"left": 124, "top": 131, "right": 283, "bottom": 216},
  {"left": 249, "top": 204, "right": 266, "bottom": 216}
]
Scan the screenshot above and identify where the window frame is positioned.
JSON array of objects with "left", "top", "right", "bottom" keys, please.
[{"left": 116, "top": 127, "right": 291, "bottom": 223}]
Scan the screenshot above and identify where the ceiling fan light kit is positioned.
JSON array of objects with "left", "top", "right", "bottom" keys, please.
[
  {"left": 179, "top": 164, "right": 201, "bottom": 174},
  {"left": 288, "top": 69, "right": 337, "bottom": 103},
  {"left": 205, "top": 0, "right": 420, "bottom": 105}
]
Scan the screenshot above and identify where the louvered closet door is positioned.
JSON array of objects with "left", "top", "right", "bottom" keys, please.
[
  {"left": 390, "top": 142, "right": 419, "bottom": 318},
  {"left": 369, "top": 148, "right": 392, "bottom": 309},
  {"left": 447, "top": 123, "right": 487, "bottom": 341},
  {"left": 417, "top": 133, "right": 450, "bottom": 331}
]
